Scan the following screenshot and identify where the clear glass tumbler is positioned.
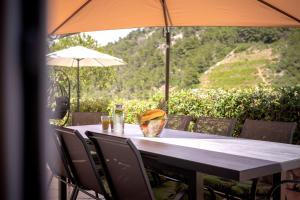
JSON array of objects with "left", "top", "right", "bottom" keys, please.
[{"left": 101, "top": 115, "right": 110, "bottom": 132}]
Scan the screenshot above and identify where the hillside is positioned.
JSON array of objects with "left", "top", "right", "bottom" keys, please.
[
  {"left": 49, "top": 27, "right": 300, "bottom": 99},
  {"left": 200, "top": 47, "right": 277, "bottom": 89},
  {"left": 103, "top": 27, "right": 299, "bottom": 98}
]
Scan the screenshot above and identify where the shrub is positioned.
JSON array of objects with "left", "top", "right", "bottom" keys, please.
[
  {"left": 70, "top": 97, "right": 111, "bottom": 113},
  {"left": 72, "top": 86, "right": 300, "bottom": 143}
]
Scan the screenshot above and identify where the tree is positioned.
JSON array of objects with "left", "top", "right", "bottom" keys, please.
[
  {"left": 275, "top": 29, "right": 300, "bottom": 86},
  {"left": 48, "top": 33, "right": 117, "bottom": 101}
]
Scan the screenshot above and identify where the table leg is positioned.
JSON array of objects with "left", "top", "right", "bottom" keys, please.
[
  {"left": 272, "top": 172, "right": 285, "bottom": 200},
  {"left": 59, "top": 177, "right": 67, "bottom": 200},
  {"left": 196, "top": 172, "right": 204, "bottom": 200},
  {"left": 186, "top": 171, "right": 204, "bottom": 200},
  {"left": 186, "top": 172, "right": 196, "bottom": 200}
]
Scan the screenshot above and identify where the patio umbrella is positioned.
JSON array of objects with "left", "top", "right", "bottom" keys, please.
[
  {"left": 47, "top": 0, "right": 300, "bottom": 112},
  {"left": 47, "top": 46, "right": 126, "bottom": 111}
]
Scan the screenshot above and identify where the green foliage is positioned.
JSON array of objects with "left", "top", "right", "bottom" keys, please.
[
  {"left": 234, "top": 43, "right": 251, "bottom": 53},
  {"left": 273, "top": 29, "right": 300, "bottom": 86},
  {"left": 236, "top": 28, "right": 289, "bottom": 43},
  {"left": 48, "top": 34, "right": 118, "bottom": 99},
  {"left": 202, "top": 60, "right": 270, "bottom": 89},
  {"left": 49, "top": 27, "right": 299, "bottom": 99},
  {"left": 108, "top": 99, "right": 159, "bottom": 124},
  {"left": 48, "top": 66, "right": 117, "bottom": 100},
  {"left": 76, "top": 86, "right": 300, "bottom": 143},
  {"left": 167, "top": 86, "right": 300, "bottom": 143},
  {"left": 50, "top": 33, "right": 103, "bottom": 52},
  {"left": 200, "top": 27, "right": 239, "bottom": 45},
  {"left": 70, "top": 97, "right": 111, "bottom": 113},
  {"left": 48, "top": 28, "right": 300, "bottom": 144}
]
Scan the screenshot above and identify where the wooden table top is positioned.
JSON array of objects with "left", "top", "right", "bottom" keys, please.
[{"left": 69, "top": 124, "right": 300, "bottom": 181}]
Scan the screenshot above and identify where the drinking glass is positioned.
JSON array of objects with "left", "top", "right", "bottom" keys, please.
[
  {"left": 110, "top": 116, "right": 114, "bottom": 131},
  {"left": 101, "top": 115, "right": 110, "bottom": 132}
]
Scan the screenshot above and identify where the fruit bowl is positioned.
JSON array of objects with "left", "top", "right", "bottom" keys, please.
[{"left": 138, "top": 109, "right": 167, "bottom": 137}]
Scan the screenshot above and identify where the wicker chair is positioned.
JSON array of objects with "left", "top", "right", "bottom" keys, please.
[
  {"left": 165, "top": 115, "right": 192, "bottom": 131},
  {"left": 71, "top": 112, "right": 105, "bottom": 126},
  {"left": 86, "top": 131, "right": 188, "bottom": 200},
  {"left": 194, "top": 117, "right": 237, "bottom": 136}
]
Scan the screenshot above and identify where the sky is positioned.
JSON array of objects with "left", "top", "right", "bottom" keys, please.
[{"left": 86, "top": 28, "right": 136, "bottom": 46}]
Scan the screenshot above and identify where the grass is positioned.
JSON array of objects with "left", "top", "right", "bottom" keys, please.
[{"left": 200, "top": 59, "right": 270, "bottom": 89}]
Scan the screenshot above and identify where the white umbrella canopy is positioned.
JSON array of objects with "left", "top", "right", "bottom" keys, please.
[
  {"left": 47, "top": 46, "right": 126, "bottom": 111},
  {"left": 47, "top": 46, "right": 126, "bottom": 66}
]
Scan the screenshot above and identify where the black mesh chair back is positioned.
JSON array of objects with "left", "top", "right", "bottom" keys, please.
[
  {"left": 240, "top": 119, "right": 297, "bottom": 143},
  {"left": 194, "top": 117, "right": 237, "bottom": 136},
  {"left": 55, "top": 126, "right": 109, "bottom": 197},
  {"left": 47, "top": 126, "right": 75, "bottom": 182},
  {"left": 165, "top": 115, "right": 192, "bottom": 131},
  {"left": 86, "top": 131, "right": 155, "bottom": 200},
  {"left": 71, "top": 112, "right": 104, "bottom": 125}
]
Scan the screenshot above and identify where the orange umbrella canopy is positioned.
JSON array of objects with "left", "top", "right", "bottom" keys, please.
[{"left": 48, "top": 0, "right": 300, "bottom": 35}]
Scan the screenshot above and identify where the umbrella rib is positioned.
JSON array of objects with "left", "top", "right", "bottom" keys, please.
[
  {"left": 50, "top": 0, "right": 92, "bottom": 35},
  {"left": 93, "top": 58, "right": 106, "bottom": 67},
  {"left": 160, "top": 0, "right": 173, "bottom": 27},
  {"left": 257, "top": 0, "right": 300, "bottom": 24}
]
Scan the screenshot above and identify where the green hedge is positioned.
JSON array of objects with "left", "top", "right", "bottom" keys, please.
[
  {"left": 167, "top": 86, "right": 300, "bottom": 142},
  {"left": 74, "top": 85, "right": 300, "bottom": 143},
  {"left": 70, "top": 97, "right": 111, "bottom": 113}
]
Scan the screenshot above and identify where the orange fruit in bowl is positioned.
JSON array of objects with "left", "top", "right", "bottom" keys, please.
[{"left": 138, "top": 109, "right": 167, "bottom": 137}]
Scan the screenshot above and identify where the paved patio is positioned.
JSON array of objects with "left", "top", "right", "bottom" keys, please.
[
  {"left": 48, "top": 177, "right": 103, "bottom": 200},
  {"left": 48, "top": 176, "right": 300, "bottom": 200}
]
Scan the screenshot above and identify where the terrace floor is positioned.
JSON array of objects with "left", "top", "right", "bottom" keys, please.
[
  {"left": 48, "top": 176, "right": 300, "bottom": 200},
  {"left": 48, "top": 177, "right": 103, "bottom": 200}
]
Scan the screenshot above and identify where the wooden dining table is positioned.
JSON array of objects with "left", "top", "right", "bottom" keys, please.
[{"left": 68, "top": 123, "right": 300, "bottom": 200}]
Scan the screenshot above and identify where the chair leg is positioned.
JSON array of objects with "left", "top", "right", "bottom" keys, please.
[
  {"left": 249, "top": 178, "right": 258, "bottom": 200},
  {"left": 151, "top": 171, "right": 162, "bottom": 186},
  {"left": 70, "top": 186, "right": 79, "bottom": 200},
  {"left": 47, "top": 173, "right": 54, "bottom": 191},
  {"left": 205, "top": 186, "right": 217, "bottom": 200}
]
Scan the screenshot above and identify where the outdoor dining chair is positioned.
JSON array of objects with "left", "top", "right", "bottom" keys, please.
[
  {"left": 55, "top": 126, "right": 111, "bottom": 200},
  {"left": 210, "top": 119, "right": 298, "bottom": 200},
  {"left": 86, "top": 131, "right": 188, "bottom": 200},
  {"left": 71, "top": 112, "right": 104, "bottom": 126},
  {"left": 165, "top": 115, "right": 192, "bottom": 131},
  {"left": 192, "top": 117, "right": 237, "bottom": 199},
  {"left": 240, "top": 119, "right": 297, "bottom": 143},
  {"left": 238, "top": 119, "right": 298, "bottom": 199},
  {"left": 47, "top": 125, "right": 78, "bottom": 199},
  {"left": 194, "top": 117, "right": 237, "bottom": 136},
  {"left": 71, "top": 112, "right": 106, "bottom": 164},
  {"left": 153, "top": 115, "right": 193, "bottom": 188}
]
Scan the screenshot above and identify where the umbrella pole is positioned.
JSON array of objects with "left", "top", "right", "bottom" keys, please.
[
  {"left": 161, "top": 0, "right": 171, "bottom": 114},
  {"left": 165, "top": 29, "right": 170, "bottom": 113},
  {"left": 76, "top": 59, "right": 80, "bottom": 111}
]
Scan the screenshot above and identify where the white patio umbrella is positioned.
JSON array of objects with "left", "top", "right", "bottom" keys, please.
[{"left": 47, "top": 45, "right": 126, "bottom": 111}]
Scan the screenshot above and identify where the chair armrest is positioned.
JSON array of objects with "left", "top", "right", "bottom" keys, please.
[
  {"left": 204, "top": 186, "right": 217, "bottom": 200},
  {"left": 173, "top": 188, "right": 188, "bottom": 200}
]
